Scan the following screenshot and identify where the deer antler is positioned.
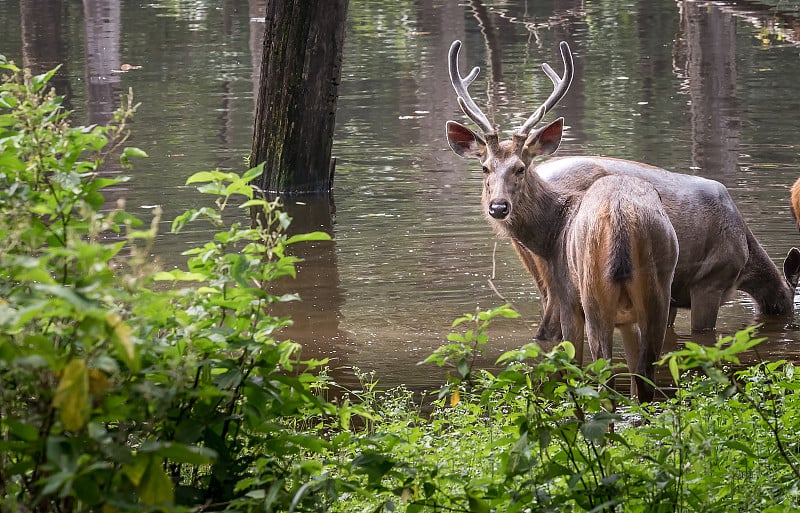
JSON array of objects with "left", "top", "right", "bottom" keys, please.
[
  {"left": 448, "top": 40, "right": 495, "bottom": 135},
  {"left": 516, "top": 41, "right": 574, "bottom": 136}
]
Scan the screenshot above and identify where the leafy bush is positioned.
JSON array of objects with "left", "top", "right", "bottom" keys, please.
[
  {"left": 0, "top": 57, "right": 337, "bottom": 512},
  {"left": 328, "top": 316, "right": 800, "bottom": 513}
]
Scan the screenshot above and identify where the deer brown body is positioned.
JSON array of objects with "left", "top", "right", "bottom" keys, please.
[
  {"left": 567, "top": 175, "right": 677, "bottom": 401},
  {"left": 532, "top": 156, "right": 800, "bottom": 340},
  {"left": 791, "top": 176, "right": 800, "bottom": 229},
  {"left": 445, "top": 39, "right": 800, "bottom": 399}
]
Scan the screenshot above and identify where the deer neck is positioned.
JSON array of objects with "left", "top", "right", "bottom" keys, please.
[{"left": 504, "top": 172, "right": 568, "bottom": 259}]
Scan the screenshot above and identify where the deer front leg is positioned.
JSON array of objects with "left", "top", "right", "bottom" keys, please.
[
  {"left": 537, "top": 296, "right": 563, "bottom": 342},
  {"left": 689, "top": 287, "right": 725, "bottom": 332}
]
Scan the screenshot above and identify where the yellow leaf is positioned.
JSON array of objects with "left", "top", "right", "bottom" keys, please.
[
  {"left": 107, "top": 312, "right": 138, "bottom": 372},
  {"left": 88, "top": 368, "right": 112, "bottom": 401},
  {"left": 450, "top": 389, "right": 460, "bottom": 407},
  {"left": 53, "top": 359, "right": 90, "bottom": 431},
  {"left": 140, "top": 455, "right": 174, "bottom": 506},
  {"left": 122, "top": 456, "right": 148, "bottom": 487}
]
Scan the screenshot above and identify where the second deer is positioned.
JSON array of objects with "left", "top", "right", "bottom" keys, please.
[{"left": 568, "top": 175, "right": 677, "bottom": 400}]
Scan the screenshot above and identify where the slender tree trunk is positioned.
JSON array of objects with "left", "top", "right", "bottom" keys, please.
[{"left": 250, "top": 0, "right": 349, "bottom": 194}]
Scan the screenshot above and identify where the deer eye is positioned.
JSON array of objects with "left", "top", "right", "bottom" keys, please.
[
  {"left": 481, "top": 166, "right": 490, "bottom": 175},
  {"left": 515, "top": 165, "right": 526, "bottom": 175}
]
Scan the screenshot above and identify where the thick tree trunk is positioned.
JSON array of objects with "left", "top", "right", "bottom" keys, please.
[
  {"left": 20, "top": 0, "right": 72, "bottom": 101},
  {"left": 250, "top": 0, "right": 348, "bottom": 194},
  {"left": 83, "top": 0, "right": 121, "bottom": 125}
]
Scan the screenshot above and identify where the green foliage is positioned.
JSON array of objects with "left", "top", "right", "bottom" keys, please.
[
  {"left": 3, "top": 58, "right": 800, "bottom": 513},
  {"left": 325, "top": 318, "right": 800, "bottom": 513},
  {"left": 421, "top": 304, "right": 519, "bottom": 395},
  {"left": 0, "top": 59, "right": 338, "bottom": 512}
]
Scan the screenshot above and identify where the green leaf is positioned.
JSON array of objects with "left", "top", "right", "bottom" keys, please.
[
  {"left": 556, "top": 340, "right": 576, "bottom": 360},
  {"left": 6, "top": 419, "right": 39, "bottom": 442},
  {"left": 723, "top": 439, "right": 756, "bottom": 457},
  {"left": 351, "top": 452, "right": 395, "bottom": 486},
  {"left": 581, "top": 412, "right": 619, "bottom": 444},
  {"left": 224, "top": 180, "right": 254, "bottom": 199},
  {"left": 34, "top": 284, "right": 98, "bottom": 311},
  {"left": 457, "top": 358, "right": 470, "bottom": 379},
  {"left": 505, "top": 432, "right": 531, "bottom": 477},
  {"left": 31, "top": 66, "right": 61, "bottom": 92},
  {"left": 668, "top": 356, "right": 680, "bottom": 385},
  {"left": 185, "top": 170, "right": 222, "bottom": 185},
  {"left": 120, "top": 146, "right": 148, "bottom": 167},
  {"left": 285, "top": 231, "right": 332, "bottom": 245},
  {"left": 241, "top": 162, "right": 265, "bottom": 183},
  {"left": 154, "top": 443, "right": 216, "bottom": 465},
  {"left": 152, "top": 269, "right": 207, "bottom": 281},
  {"left": 73, "top": 474, "right": 102, "bottom": 505},
  {"left": 573, "top": 386, "right": 600, "bottom": 398},
  {"left": 240, "top": 198, "right": 269, "bottom": 209},
  {"left": 107, "top": 312, "right": 139, "bottom": 372},
  {"left": 196, "top": 182, "right": 226, "bottom": 195}
]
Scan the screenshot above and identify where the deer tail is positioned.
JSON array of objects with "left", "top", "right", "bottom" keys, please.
[{"left": 608, "top": 220, "right": 633, "bottom": 283}]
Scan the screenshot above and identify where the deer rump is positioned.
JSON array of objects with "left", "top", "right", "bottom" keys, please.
[
  {"left": 565, "top": 175, "right": 678, "bottom": 402},
  {"left": 525, "top": 156, "right": 800, "bottom": 340}
]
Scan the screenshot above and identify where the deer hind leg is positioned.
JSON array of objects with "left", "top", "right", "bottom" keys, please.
[
  {"left": 634, "top": 287, "right": 673, "bottom": 402},
  {"left": 618, "top": 323, "right": 641, "bottom": 397},
  {"left": 583, "top": 305, "right": 616, "bottom": 391}
]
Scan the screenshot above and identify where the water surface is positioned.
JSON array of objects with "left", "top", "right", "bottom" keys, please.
[{"left": 3, "top": 0, "right": 800, "bottom": 390}]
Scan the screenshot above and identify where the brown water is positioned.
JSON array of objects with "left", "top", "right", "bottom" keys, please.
[{"left": 3, "top": 0, "right": 800, "bottom": 390}]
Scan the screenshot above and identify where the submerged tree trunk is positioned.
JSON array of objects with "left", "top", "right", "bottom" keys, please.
[{"left": 250, "top": 0, "right": 349, "bottom": 194}]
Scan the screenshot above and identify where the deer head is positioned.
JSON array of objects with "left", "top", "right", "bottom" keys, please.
[{"left": 445, "top": 40, "right": 574, "bottom": 220}]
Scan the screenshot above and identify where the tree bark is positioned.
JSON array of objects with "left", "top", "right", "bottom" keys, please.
[
  {"left": 20, "top": 0, "right": 72, "bottom": 101},
  {"left": 83, "top": 0, "right": 121, "bottom": 125},
  {"left": 250, "top": 0, "right": 349, "bottom": 194}
]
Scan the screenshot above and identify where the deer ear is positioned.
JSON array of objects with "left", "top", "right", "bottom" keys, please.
[
  {"left": 446, "top": 121, "right": 486, "bottom": 158},
  {"left": 784, "top": 247, "right": 800, "bottom": 289},
  {"left": 523, "top": 117, "right": 564, "bottom": 159}
]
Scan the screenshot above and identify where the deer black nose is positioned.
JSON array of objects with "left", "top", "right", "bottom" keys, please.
[{"left": 488, "top": 200, "right": 510, "bottom": 219}]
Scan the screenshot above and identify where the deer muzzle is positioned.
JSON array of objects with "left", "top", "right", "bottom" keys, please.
[{"left": 488, "top": 200, "right": 510, "bottom": 219}]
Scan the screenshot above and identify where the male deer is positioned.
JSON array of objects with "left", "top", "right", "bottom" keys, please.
[
  {"left": 445, "top": 40, "right": 800, "bottom": 385},
  {"left": 568, "top": 175, "right": 677, "bottom": 401}
]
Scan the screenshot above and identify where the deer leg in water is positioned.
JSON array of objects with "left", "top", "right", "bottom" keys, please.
[
  {"left": 584, "top": 309, "right": 616, "bottom": 392},
  {"left": 668, "top": 305, "right": 677, "bottom": 327},
  {"left": 637, "top": 292, "right": 671, "bottom": 403},
  {"left": 561, "top": 302, "right": 586, "bottom": 367},
  {"left": 689, "top": 288, "right": 725, "bottom": 332},
  {"left": 537, "top": 297, "right": 562, "bottom": 342},
  {"left": 618, "top": 323, "right": 641, "bottom": 397}
]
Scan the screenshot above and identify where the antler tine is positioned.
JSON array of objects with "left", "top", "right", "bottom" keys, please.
[
  {"left": 517, "top": 41, "right": 574, "bottom": 136},
  {"left": 448, "top": 40, "right": 494, "bottom": 135}
]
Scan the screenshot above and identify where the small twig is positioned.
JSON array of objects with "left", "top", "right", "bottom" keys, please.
[{"left": 487, "top": 241, "right": 509, "bottom": 303}]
